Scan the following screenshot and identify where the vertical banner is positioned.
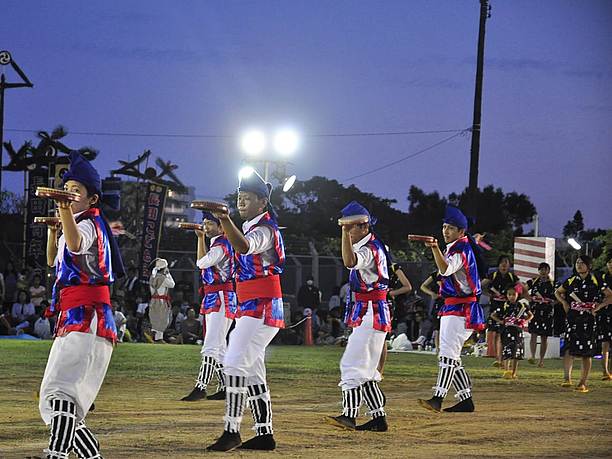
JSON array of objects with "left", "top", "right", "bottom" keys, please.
[
  {"left": 139, "top": 182, "right": 168, "bottom": 282},
  {"left": 26, "top": 167, "right": 49, "bottom": 269}
]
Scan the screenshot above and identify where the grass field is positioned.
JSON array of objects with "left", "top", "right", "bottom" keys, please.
[{"left": 0, "top": 341, "right": 611, "bottom": 458}]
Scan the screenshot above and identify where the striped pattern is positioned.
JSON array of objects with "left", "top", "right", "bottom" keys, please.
[
  {"left": 195, "top": 355, "right": 217, "bottom": 390},
  {"left": 513, "top": 237, "right": 555, "bottom": 283},
  {"left": 451, "top": 365, "right": 472, "bottom": 401},
  {"left": 342, "top": 387, "right": 362, "bottom": 418},
  {"left": 224, "top": 375, "right": 247, "bottom": 433},
  {"left": 215, "top": 361, "right": 226, "bottom": 391},
  {"left": 247, "top": 384, "right": 273, "bottom": 435},
  {"left": 361, "top": 381, "right": 386, "bottom": 418},
  {"left": 46, "top": 399, "right": 77, "bottom": 458},
  {"left": 433, "top": 356, "right": 458, "bottom": 398},
  {"left": 73, "top": 422, "right": 102, "bottom": 459}
]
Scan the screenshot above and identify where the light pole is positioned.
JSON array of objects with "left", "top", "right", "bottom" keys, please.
[
  {"left": 0, "top": 51, "right": 33, "bottom": 193},
  {"left": 239, "top": 128, "right": 299, "bottom": 187}
]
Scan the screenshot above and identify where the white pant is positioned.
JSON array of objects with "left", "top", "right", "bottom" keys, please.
[
  {"left": 223, "top": 315, "right": 279, "bottom": 385},
  {"left": 439, "top": 315, "right": 473, "bottom": 361},
  {"left": 201, "top": 293, "right": 233, "bottom": 362},
  {"left": 340, "top": 304, "right": 386, "bottom": 390},
  {"left": 39, "top": 312, "right": 113, "bottom": 424}
]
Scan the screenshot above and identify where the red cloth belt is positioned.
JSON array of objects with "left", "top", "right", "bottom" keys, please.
[
  {"left": 203, "top": 282, "right": 234, "bottom": 295},
  {"left": 355, "top": 290, "right": 388, "bottom": 302},
  {"left": 571, "top": 301, "right": 596, "bottom": 312},
  {"left": 59, "top": 285, "right": 111, "bottom": 311},
  {"left": 151, "top": 294, "right": 171, "bottom": 301},
  {"left": 236, "top": 275, "right": 282, "bottom": 303},
  {"left": 445, "top": 296, "right": 477, "bottom": 306}
]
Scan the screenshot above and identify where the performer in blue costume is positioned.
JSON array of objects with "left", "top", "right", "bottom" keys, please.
[
  {"left": 416, "top": 206, "right": 486, "bottom": 413},
  {"left": 39, "top": 152, "right": 124, "bottom": 459}
]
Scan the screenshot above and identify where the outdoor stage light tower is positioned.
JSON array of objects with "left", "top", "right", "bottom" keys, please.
[{"left": 239, "top": 127, "right": 300, "bottom": 189}]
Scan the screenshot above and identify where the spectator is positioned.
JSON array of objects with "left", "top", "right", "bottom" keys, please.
[
  {"left": 181, "top": 308, "right": 202, "bottom": 345},
  {"left": 328, "top": 286, "right": 341, "bottom": 312},
  {"left": 122, "top": 266, "right": 141, "bottom": 305},
  {"left": 0, "top": 269, "right": 5, "bottom": 305},
  {"left": 15, "top": 269, "right": 30, "bottom": 295},
  {"left": 11, "top": 289, "right": 35, "bottom": 333},
  {"left": 112, "top": 299, "right": 128, "bottom": 343},
  {"left": 339, "top": 279, "right": 351, "bottom": 307},
  {"left": 29, "top": 274, "right": 47, "bottom": 308},
  {"left": 3, "top": 261, "right": 18, "bottom": 305},
  {"left": 1, "top": 310, "right": 17, "bottom": 335},
  {"left": 297, "top": 276, "right": 321, "bottom": 312},
  {"left": 34, "top": 315, "right": 52, "bottom": 339},
  {"left": 135, "top": 295, "right": 149, "bottom": 342}
]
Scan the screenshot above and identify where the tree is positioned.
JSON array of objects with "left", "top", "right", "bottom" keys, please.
[
  {"left": 562, "top": 210, "right": 585, "bottom": 238},
  {"left": 0, "top": 190, "right": 25, "bottom": 215}
]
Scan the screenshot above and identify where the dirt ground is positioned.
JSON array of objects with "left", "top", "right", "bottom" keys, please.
[{"left": 1, "top": 341, "right": 610, "bottom": 458}]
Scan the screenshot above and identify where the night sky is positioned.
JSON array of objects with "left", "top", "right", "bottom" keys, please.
[{"left": 2, "top": 0, "right": 611, "bottom": 236}]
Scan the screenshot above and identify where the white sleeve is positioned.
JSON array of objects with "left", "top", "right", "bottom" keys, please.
[
  {"left": 69, "top": 220, "right": 97, "bottom": 255},
  {"left": 245, "top": 226, "right": 274, "bottom": 255},
  {"left": 441, "top": 253, "right": 464, "bottom": 277},
  {"left": 197, "top": 245, "right": 226, "bottom": 270},
  {"left": 354, "top": 245, "right": 374, "bottom": 271},
  {"left": 162, "top": 273, "right": 175, "bottom": 288}
]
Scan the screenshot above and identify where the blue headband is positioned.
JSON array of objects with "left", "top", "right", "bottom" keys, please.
[
  {"left": 201, "top": 211, "right": 220, "bottom": 225},
  {"left": 62, "top": 151, "right": 102, "bottom": 195},
  {"left": 238, "top": 169, "right": 271, "bottom": 199},
  {"left": 340, "top": 200, "right": 377, "bottom": 226},
  {"left": 443, "top": 205, "right": 468, "bottom": 229}
]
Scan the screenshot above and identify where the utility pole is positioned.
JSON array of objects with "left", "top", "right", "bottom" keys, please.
[
  {"left": 467, "top": 1, "right": 490, "bottom": 216},
  {"left": 0, "top": 51, "right": 33, "bottom": 192}
]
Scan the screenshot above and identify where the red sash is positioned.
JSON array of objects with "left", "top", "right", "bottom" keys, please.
[
  {"left": 59, "top": 285, "right": 111, "bottom": 311},
  {"left": 445, "top": 296, "right": 477, "bottom": 306},
  {"left": 203, "top": 282, "right": 234, "bottom": 295},
  {"left": 355, "top": 290, "right": 388, "bottom": 302},
  {"left": 236, "top": 275, "right": 282, "bottom": 303},
  {"left": 151, "top": 294, "right": 171, "bottom": 301}
]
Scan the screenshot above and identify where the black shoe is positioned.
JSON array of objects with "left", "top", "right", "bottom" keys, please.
[
  {"left": 325, "top": 415, "right": 356, "bottom": 430},
  {"left": 180, "top": 387, "right": 207, "bottom": 401},
  {"left": 417, "top": 396, "right": 443, "bottom": 413},
  {"left": 207, "top": 389, "right": 226, "bottom": 400},
  {"left": 443, "top": 397, "right": 475, "bottom": 412},
  {"left": 206, "top": 430, "right": 242, "bottom": 452},
  {"left": 238, "top": 434, "right": 276, "bottom": 450},
  {"left": 89, "top": 402, "right": 95, "bottom": 412},
  {"left": 356, "top": 416, "right": 388, "bottom": 432}
]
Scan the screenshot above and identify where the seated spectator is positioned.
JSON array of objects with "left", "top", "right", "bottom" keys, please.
[
  {"left": 11, "top": 289, "right": 35, "bottom": 332},
  {"left": 29, "top": 274, "right": 47, "bottom": 308},
  {"left": 112, "top": 299, "right": 128, "bottom": 343},
  {"left": 181, "top": 308, "right": 202, "bottom": 345},
  {"left": 15, "top": 269, "right": 30, "bottom": 295},
  {"left": 34, "top": 315, "right": 52, "bottom": 339},
  {"left": 0, "top": 311, "right": 17, "bottom": 335}
]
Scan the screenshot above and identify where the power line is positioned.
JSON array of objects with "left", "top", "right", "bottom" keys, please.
[
  {"left": 342, "top": 128, "right": 471, "bottom": 182},
  {"left": 4, "top": 127, "right": 466, "bottom": 140}
]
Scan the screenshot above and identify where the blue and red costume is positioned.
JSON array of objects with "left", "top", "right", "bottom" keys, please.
[
  {"left": 200, "top": 235, "right": 237, "bottom": 318},
  {"left": 235, "top": 212, "right": 285, "bottom": 328},
  {"left": 50, "top": 207, "right": 117, "bottom": 343},
  {"left": 345, "top": 234, "right": 391, "bottom": 333},
  {"left": 438, "top": 236, "right": 486, "bottom": 331}
]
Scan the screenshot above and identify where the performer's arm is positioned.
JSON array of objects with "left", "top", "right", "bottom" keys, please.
[
  {"left": 341, "top": 225, "right": 357, "bottom": 268},
  {"left": 46, "top": 225, "right": 59, "bottom": 267},
  {"left": 555, "top": 285, "right": 570, "bottom": 314},
  {"left": 425, "top": 239, "right": 449, "bottom": 274},
  {"left": 57, "top": 201, "right": 82, "bottom": 253},
  {"left": 420, "top": 276, "right": 439, "bottom": 299},
  {"left": 196, "top": 230, "right": 207, "bottom": 260},
  {"left": 216, "top": 213, "right": 249, "bottom": 254},
  {"left": 525, "top": 310, "right": 534, "bottom": 322},
  {"left": 390, "top": 268, "right": 412, "bottom": 298},
  {"left": 490, "top": 310, "right": 503, "bottom": 324},
  {"left": 593, "top": 287, "right": 612, "bottom": 313},
  {"left": 197, "top": 246, "right": 225, "bottom": 270}
]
